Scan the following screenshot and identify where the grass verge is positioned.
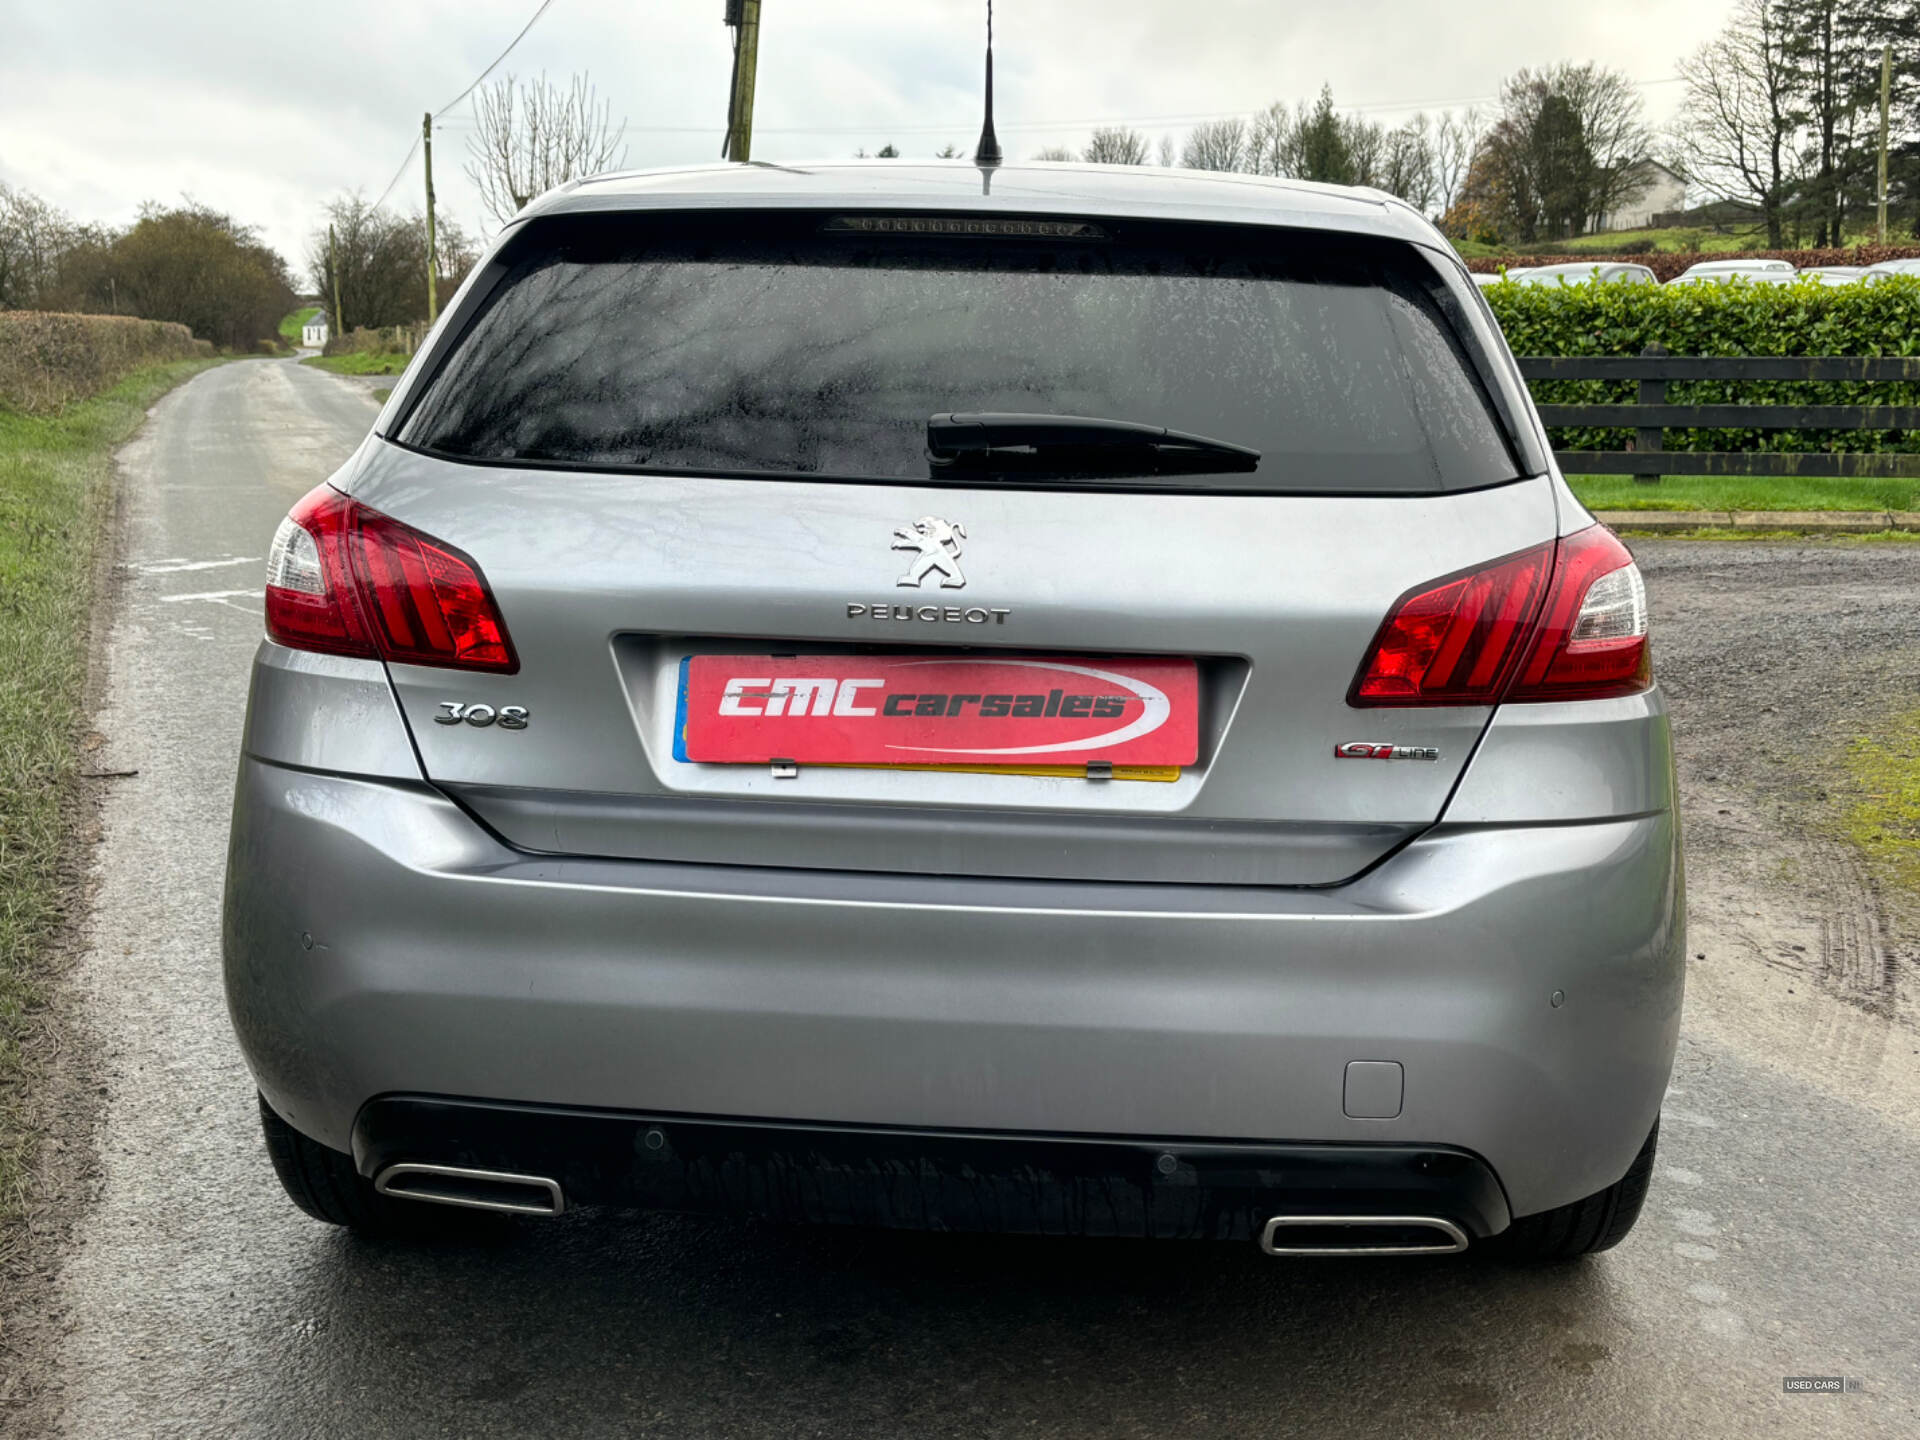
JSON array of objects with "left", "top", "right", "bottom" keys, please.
[
  {"left": 278, "top": 306, "right": 319, "bottom": 342},
  {"left": 1613, "top": 526, "right": 1920, "bottom": 542},
  {"left": 1569, "top": 474, "right": 1920, "bottom": 513},
  {"left": 1521, "top": 225, "right": 1768, "bottom": 255},
  {"left": 1840, "top": 711, "right": 1920, "bottom": 909},
  {"left": 302, "top": 351, "right": 408, "bottom": 376},
  {"left": 1502, "top": 224, "right": 1880, "bottom": 256},
  {"left": 0, "top": 357, "right": 223, "bottom": 1231}
]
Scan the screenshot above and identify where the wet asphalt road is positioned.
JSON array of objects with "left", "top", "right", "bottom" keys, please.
[{"left": 29, "top": 359, "right": 1920, "bottom": 1437}]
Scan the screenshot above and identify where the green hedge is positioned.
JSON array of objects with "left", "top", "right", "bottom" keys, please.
[
  {"left": 1483, "top": 275, "right": 1920, "bottom": 455},
  {"left": 0, "top": 311, "right": 209, "bottom": 415}
]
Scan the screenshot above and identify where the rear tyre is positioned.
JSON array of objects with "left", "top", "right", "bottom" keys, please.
[
  {"left": 1491, "top": 1120, "right": 1659, "bottom": 1263},
  {"left": 257, "top": 1093, "right": 499, "bottom": 1238}
]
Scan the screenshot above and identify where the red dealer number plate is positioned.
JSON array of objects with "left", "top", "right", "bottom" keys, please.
[{"left": 680, "top": 655, "right": 1200, "bottom": 767}]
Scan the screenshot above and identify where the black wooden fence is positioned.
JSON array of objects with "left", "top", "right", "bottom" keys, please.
[{"left": 1515, "top": 349, "right": 1920, "bottom": 483}]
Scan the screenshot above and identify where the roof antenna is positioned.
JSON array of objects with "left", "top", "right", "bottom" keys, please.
[{"left": 974, "top": 1, "right": 1003, "bottom": 169}]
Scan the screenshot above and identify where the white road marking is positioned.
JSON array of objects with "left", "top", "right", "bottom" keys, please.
[
  {"left": 160, "top": 588, "right": 258, "bottom": 604},
  {"left": 1659, "top": 1166, "right": 1705, "bottom": 1186},
  {"left": 132, "top": 556, "right": 260, "bottom": 574}
]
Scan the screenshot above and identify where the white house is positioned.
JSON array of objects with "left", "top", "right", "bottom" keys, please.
[
  {"left": 301, "top": 311, "right": 331, "bottom": 348},
  {"left": 1599, "top": 161, "right": 1687, "bottom": 233}
]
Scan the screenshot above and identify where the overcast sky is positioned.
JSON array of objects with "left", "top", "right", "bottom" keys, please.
[{"left": 0, "top": 0, "right": 1734, "bottom": 279}]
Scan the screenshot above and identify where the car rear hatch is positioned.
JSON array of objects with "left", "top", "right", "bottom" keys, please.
[{"left": 347, "top": 206, "right": 1553, "bottom": 886}]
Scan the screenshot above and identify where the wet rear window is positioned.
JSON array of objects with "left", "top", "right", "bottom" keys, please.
[{"left": 397, "top": 212, "right": 1522, "bottom": 493}]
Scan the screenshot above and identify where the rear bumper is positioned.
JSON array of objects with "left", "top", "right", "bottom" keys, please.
[
  {"left": 353, "top": 1096, "right": 1512, "bottom": 1242},
  {"left": 224, "top": 758, "right": 1683, "bottom": 1220}
]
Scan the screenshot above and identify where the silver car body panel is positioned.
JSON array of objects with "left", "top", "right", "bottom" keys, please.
[
  {"left": 242, "top": 645, "right": 422, "bottom": 781},
  {"left": 345, "top": 446, "right": 1557, "bottom": 885},
  {"left": 226, "top": 757, "right": 1682, "bottom": 1219},
  {"left": 226, "top": 162, "right": 1683, "bottom": 1228}
]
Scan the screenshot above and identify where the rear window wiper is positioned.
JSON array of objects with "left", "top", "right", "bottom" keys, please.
[{"left": 927, "top": 413, "right": 1261, "bottom": 475}]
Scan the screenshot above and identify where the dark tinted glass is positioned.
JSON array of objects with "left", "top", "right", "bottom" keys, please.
[{"left": 399, "top": 214, "right": 1521, "bottom": 493}]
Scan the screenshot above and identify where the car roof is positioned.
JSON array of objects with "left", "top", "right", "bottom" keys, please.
[
  {"left": 515, "top": 160, "right": 1446, "bottom": 249},
  {"left": 1666, "top": 271, "right": 1795, "bottom": 285},
  {"left": 1680, "top": 257, "right": 1795, "bottom": 272},
  {"left": 1867, "top": 257, "right": 1920, "bottom": 273},
  {"left": 1519, "top": 261, "right": 1649, "bottom": 277},
  {"left": 1522, "top": 262, "right": 1606, "bottom": 276}
]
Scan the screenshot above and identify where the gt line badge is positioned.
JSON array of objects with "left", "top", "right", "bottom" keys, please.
[
  {"left": 1334, "top": 741, "right": 1439, "bottom": 761},
  {"left": 893, "top": 516, "right": 967, "bottom": 589}
]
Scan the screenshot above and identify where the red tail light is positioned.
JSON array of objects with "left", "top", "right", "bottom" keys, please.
[
  {"left": 1507, "top": 525, "right": 1651, "bottom": 701},
  {"left": 264, "top": 484, "right": 517, "bottom": 673},
  {"left": 1351, "top": 524, "right": 1649, "bottom": 707}
]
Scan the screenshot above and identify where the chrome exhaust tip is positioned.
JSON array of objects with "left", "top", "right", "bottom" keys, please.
[
  {"left": 373, "top": 1162, "right": 566, "bottom": 1217},
  {"left": 1258, "top": 1214, "right": 1468, "bottom": 1257}
]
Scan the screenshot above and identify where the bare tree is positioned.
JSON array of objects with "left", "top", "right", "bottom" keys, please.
[
  {"left": 1031, "top": 145, "right": 1076, "bottom": 162},
  {"left": 0, "top": 182, "right": 82, "bottom": 309},
  {"left": 1432, "top": 108, "right": 1484, "bottom": 216},
  {"left": 1551, "top": 63, "right": 1656, "bottom": 231},
  {"left": 1157, "top": 133, "right": 1178, "bottom": 167},
  {"left": 1182, "top": 117, "right": 1250, "bottom": 173},
  {"left": 1083, "top": 126, "right": 1151, "bottom": 165},
  {"left": 1777, "top": 0, "right": 1881, "bottom": 244},
  {"left": 465, "top": 73, "right": 628, "bottom": 225},
  {"left": 1379, "top": 115, "right": 1438, "bottom": 210},
  {"left": 309, "top": 196, "right": 473, "bottom": 331},
  {"left": 1246, "top": 102, "right": 1296, "bottom": 176},
  {"left": 1672, "top": 0, "right": 1806, "bottom": 245},
  {"left": 1478, "top": 63, "right": 1652, "bottom": 239},
  {"left": 1343, "top": 114, "right": 1386, "bottom": 187}
]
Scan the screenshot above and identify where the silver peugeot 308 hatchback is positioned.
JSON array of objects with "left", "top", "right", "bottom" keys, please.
[{"left": 226, "top": 163, "right": 1681, "bottom": 1261}]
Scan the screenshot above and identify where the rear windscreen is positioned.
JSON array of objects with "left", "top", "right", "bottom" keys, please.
[{"left": 397, "top": 213, "right": 1523, "bottom": 494}]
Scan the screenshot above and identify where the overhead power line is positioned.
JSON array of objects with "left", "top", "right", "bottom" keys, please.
[
  {"left": 365, "top": 0, "right": 562, "bottom": 211},
  {"left": 434, "top": 0, "right": 563, "bottom": 119},
  {"left": 370, "top": 135, "right": 422, "bottom": 210}
]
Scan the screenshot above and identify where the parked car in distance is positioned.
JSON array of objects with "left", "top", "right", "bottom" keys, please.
[
  {"left": 227, "top": 162, "right": 1681, "bottom": 1265},
  {"left": 1863, "top": 258, "right": 1920, "bottom": 284},
  {"left": 1668, "top": 258, "right": 1795, "bottom": 286},
  {"left": 1798, "top": 266, "right": 1865, "bottom": 285},
  {"left": 1667, "top": 270, "right": 1796, "bottom": 287},
  {"left": 1512, "top": 262, "right": 1657, "bottom": 287}
]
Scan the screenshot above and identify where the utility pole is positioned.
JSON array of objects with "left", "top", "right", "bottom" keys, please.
[
  {"left": 328, "top": 223, "right": 343, "bottom": 339},
  {"left": 722, "top": 0, "right": 762, "bottom": 162},
  {"left": 1880, "top": 45, "right": 1893, "bottom": 246},
  {"left": 423, "top": 111, "right": 440, "bottom": 324}
]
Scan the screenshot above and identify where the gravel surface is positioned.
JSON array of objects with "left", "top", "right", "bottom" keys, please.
[
  {"left": 1638, "top": 538, "right": 1920, "bottom": 1021},
  {"left": 3, "top": 367, "right": 1916, "bottom": 1438}
]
